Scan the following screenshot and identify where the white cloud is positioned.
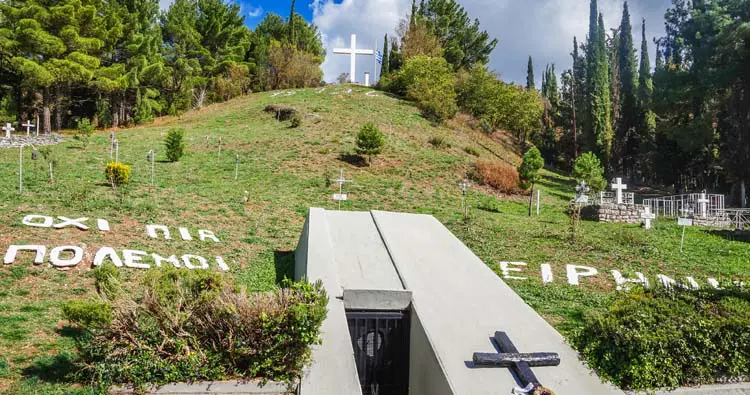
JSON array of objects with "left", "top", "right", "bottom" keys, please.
[
  {"left": 247, "top": 3, "right": 264, "bottom": 17},
  {"left": 313, "top": 0, "right": 671, "bottom": 85}
]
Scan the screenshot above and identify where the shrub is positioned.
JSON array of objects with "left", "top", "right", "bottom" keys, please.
[
  {"left": 105, "top": 162, "right": 131, "bottom": 186},
  {"left": 165, "top": 128, "right": 186, "bottom": 162},
  {"left": 463, "top": 146, "right": 480, "bottom": 156},
  {"left": 264, "top": 105, "right": 297, "bottom": 121},
  {"left": 63, "top": 300, "right": 112, "bottom": 328},
  {"left": 290, "top": 114, "right": 302, "bottom": 128},
  {"left": 74, "top": 118, "right": 94, "bottom": 148},
  {"left": 572, "top": 152, "right": 607, "bottom": 192},
  {"left": 394, "top": 56, "right": 457, "bottom": 123},
  {"left": 66, "top": 267, "right": 328, "bottom": 391},
  {"left": 519, "top": 147, "right": 545, "bottom": 216},
  {"left": 355, "top": 123, "right": 385, "bottom": 165},
  {"left": 428, "top": 136, "right": 450, "bottom": 149},
  {"left": 472, "top": 160, "right": 520, "bottom": 193},
  {"left": 572, "top": 287, "right": 750, "bottom": 390}
]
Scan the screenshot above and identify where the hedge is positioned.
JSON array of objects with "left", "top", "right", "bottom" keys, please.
[{"left": 572, "top": 287, "right": 750, "bottom": 390}]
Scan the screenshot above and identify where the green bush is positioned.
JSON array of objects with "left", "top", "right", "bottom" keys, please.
[
  {"left": 428, "top": 136, "right": 450, "bottom": 149},
  {"left": 62, "top": 300, "right": 112, "bottom": 328},
  {"left": 355, "top": 123, "right": 385, "bottom": 165},
  {"left": 104, "top": 162, "right": 131, "bottom": 186},
  {"left": 572, "top": 287, "right": 750, "bottom": 390},
  {"left": 290, "top": 114, "right": 302, "bottom": 128},
  {"left": 67, "top": 267, "right": 327, "bottom": 391},
  {"left": 74, "top": 118, "right": 94, "bottom": 148},
  {"left": 165, "top": 128, "right": 186, "bottom": 162},
  {"left": 572, "top": 152, "right": 607, "bottom": 192},
  {"left": 463, "top": 146, "right": 480, "bottom": 156},
  {"left": 394, "top": 56, "right": 457, "bottom": 123},
  {"left": 518, "top": 147, "right": 544, "bottom": 191}
]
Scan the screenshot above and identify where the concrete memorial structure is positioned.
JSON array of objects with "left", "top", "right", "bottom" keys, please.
[{"left": 294, "top": 208, "right": 623, "bottom": 395}]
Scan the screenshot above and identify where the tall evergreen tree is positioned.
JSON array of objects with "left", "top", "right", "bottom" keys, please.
[
  {"left": 571, "top": 36, "right": 586, "bottom": 158},
  {"left": 616, "top": 2, "right": 638, "bottom": 174},
  {"left": 288, "top": 0, "right": 296, "bottom": 43},
  {"left": 527, "top": 56, "right": 535, "bottom": 90},
  {"left": 636, "top": 18, "right": 656, "bottom": 178},
  {"left": 389, "top": 38, "right": 403, "bottom": 73},
  {"left": 381, "top": 35, "right": 390, "bottom": 77},
  {"left": 410, "top": 0, "right": 417, "bottom": 28},
  {"left": 638, "top": 19, "right": 653, "bottom": 106},
  {"left": 589, "top": 12, "right": 613, "bottom": 166}
]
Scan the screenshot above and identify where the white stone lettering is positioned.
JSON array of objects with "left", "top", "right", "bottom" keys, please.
[
  {"left": 22, "top": 214, "right": 54, "bottom": 228},
  {"left": 684, "top": 276, "right": 700, "bottom": 290},
  {"left": 53, "top": 217, "right": 89, "bottom": 230},
  {"left": 198, "top": 229, "right": 220, "bottom": 242},
  {"left": 152, "top": 253, "right": 181, "bottom": 268},
  {"left": 499, "top": 261, "right": 527, "bottom": 280},
  {"left": 611, "top": 270, "right": 649, "bottom": 291},
  {"left": 707, "top": 278, "right": 722, "bottom": 289},
  {"left": 182, "top": 254, "right": 208, "bottom": 269},
  {"left": 178, "top": 227, "right": 193, "bottom": 241},
  {"left": 4, "top": 245, "right": 46, "bottom": 265},
  {"left": 93, "top": 247, "right": 124, "bottom": 267},
  {"left": 656, "top": 274, "right": 692, "bottom": 290},
  {"left": 49, "top": 246, "right": 84, "bottom": 267},
  {"left": 215, "top": 256, "right": 230, "bottom": 271},
  {"left": 540, "top": 263, "right": 554, "bottom": 284},
  {"left": 122, "top": 249, "right": 150, "bottom": 269},
  {"left": 97, "top": 219, "right": 110, "bottom": 232},
  {"left": 146, "top": 224, "right": 172, "bottom": 240},
  {"left": 566, "top": 265, "right": 598, "bottom": 286}
]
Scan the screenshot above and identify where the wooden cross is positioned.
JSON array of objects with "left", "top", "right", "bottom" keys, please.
[
  {"left": 2, "top": 123, "right": 15, "bottom": 138},
  {"left": 21, "top": 120, "right": 35, "bottom": 136},
  {"left": 641, "top": 206, "right": 656, "bottom": 230},
  {"left": 611, "top": 177, "right": 627, "bottom": 204},
  {"left": 473, "top": 331, "right": 559, "bottom": 391}
]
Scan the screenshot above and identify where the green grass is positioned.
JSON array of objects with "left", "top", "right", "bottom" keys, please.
[{"left": 0, "top": 85, "right": 748, "bottom": 392}]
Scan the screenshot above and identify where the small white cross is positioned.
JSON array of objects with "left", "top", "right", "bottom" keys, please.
[
  {"left": 641, "top": 206, "right": 656, "bottom": 230},
  {"left": 21, "top": 120, "right": 35, "bottom": 136},
  {"left": 611, "top": 177, "right": 628, "bottom": 204},
  {"left": 2, "top": 123, "right": 15, "bottom": 138},
  {"left": 330, "top": 169, "right": 353, "bottom": 210},
  {"left": 333, "top": 34, "right": 374, "bottom": 84},
  {"left": 697, "top": 193, "right": 710, "bottom": 218}
]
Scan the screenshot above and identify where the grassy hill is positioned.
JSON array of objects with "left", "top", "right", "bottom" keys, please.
[{"left": 0, "top": 85, "right": 748, "bottom": 393}]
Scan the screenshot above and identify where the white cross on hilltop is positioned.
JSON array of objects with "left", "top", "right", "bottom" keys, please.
[
  {"left": 611, "top": 177, "right": 628, "bottom": 204},
  {"left": 641, "top": 206, "right": 656, "bottom": 230},
  {"left": 333, "top": 34, "right": 374, "bottom": 85},
  {"left": 2, "top": 123, "right": 15, "bottom": 138}
]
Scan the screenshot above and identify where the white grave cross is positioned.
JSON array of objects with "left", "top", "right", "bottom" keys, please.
[
  {"left": 640, "top": 206, "right": 656, "bottom": 230},
  {"left": 22, "top": 120, "right": 35, "bottom": 136},
  {"left": 333, "top": 34, "right": 374, "bottom": 84},
  {"left": 330, "top": 169, "right": 353, "bottom": 210},
  {"left": 697, "top": 193, "right": 710, "bottom": 218},
  {"left": 611, "top": 177, "right": 628, "bottom": 204},
  {"left": 3, "top": 123, "right": 15, "bottom": 138}
]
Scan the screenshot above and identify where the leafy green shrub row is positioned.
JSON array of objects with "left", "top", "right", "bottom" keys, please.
[
  {"left": 572, "top": 287, "right": 750, "bottom": 390},
  {"left": 64, "top": 267, "right": 327, "bottom": 392}
]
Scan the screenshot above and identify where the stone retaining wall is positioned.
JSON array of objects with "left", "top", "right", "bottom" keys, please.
[
  {"left": 693, "top": 217, "right": 733, "bottom": 228},
  {"left": 0, "top": 134, "right": 65, "bottom": 148},
  {"left": 596, "top": 203, "right": 648, "bottom": 224}
]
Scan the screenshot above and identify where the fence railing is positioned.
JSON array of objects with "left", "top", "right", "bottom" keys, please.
[
  {"left": 593, "top": 192, "right": 635, "bottom": 206},
  {"left": 643, "top": 194, "right": 725, "bottom": 218},
  {"left": 723, "top": 209, "right": 750, "bottom": 230}
]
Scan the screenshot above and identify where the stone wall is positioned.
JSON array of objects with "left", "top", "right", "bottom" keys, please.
[
  {"left": 693, "top": 217, "right": 732, "bottom": 228},
  {"left": 0, "top": 134, "right": 65, "bottom": 148},
  {"left": 595, "top": 203, "right": 648, "bottom": 224}
]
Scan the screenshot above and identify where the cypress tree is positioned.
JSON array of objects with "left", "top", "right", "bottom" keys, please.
[
  {"left": 410, "top": 0, "right": 417, "bottom": 28},
  {"left": 591, "top": 12, "right": 613, "bottom": 166},
  {"left": 527, "top": 56, "right": 535, "bottom": 90},
  {"left": 289, "top": 0, "right": 296, "bottom": 43},
  {"left": 638, "top": 19, "right": 653, "bottom": 105},
  {"left": 381, "top": 35, "right": 390, "bottom": 77},
  {"left": 617, "top": 1, "right": 638, "bottom": 173},
  {"left": 572, "top": 36, "right": 586, "bottom": 157}
]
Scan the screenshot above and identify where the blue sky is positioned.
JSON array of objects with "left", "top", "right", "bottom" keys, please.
[{"left": 161, "top": 0, "right": 673, "bottom": 85}]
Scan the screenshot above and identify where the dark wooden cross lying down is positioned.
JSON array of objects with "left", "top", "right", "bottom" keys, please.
[{"left": 472, "top": 331, "right": 560, "bottom": 390}]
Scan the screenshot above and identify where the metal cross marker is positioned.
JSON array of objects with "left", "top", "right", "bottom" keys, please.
[
  {"left": 641, "top": 206, "right": 656, "bottom": 230},
  {"left": 21, "top": 120, "right": 35, "bottom": 136},
  {"left": 234, "top": 154, "right": 239, "bottom": 180},
  {"left": 218, "top": 136, "right": 222, "bottom": 159},
  {"left": 611, "top": 177, "right": 628, "bottom": 204},
  {"left": 575, "top": 181, "right": 590, "bottom": 204},
  {"left": 147, "top": 150, "right": 155, "bottom": 186},
  {"left": 330, "top": 169, "right": 352, "bottom": 210},
  {"left": 459, "top": 179, "right": 470, "bottom": 218},
  {"left": 473, "top": 331, "right": 560, "bottom": 393},
  {"left": 333, "top": 33, "right": 374, "bottom": 84},
  {"left": 113, "top": 139, "right": 120, "bottom": 162},
  {"left": 3, "top": 123, "right": 15, "bottom": 138}
]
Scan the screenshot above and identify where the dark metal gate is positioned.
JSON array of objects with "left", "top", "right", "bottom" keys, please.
[{"left": 346, "top": 311, "right": 410, "bottom": 395}]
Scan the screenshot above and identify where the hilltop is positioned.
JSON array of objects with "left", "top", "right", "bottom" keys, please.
[{"left": 0, "top": 86, "right": 748, "bottom": 393}]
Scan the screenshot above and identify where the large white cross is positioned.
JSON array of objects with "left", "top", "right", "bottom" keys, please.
[
  {"left": 22, "top": 120, "right": 35, "bottom": 136},
  {"left": 333, "top": 34, "right": 374, "bottom": 85},
  {"left": 2, "top": 123, "right": 15, "bottom": 138},
  {"left": 697, "top": 192, "right": 710, "bottom": 218},
  {"left": 641, "top": 206, "right": 656, "bottom": 230},
  {"left": 611, "top": 177, "right": 628, "bottom": 204}
]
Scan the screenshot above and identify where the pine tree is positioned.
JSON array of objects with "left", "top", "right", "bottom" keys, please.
[
  {"left": 616, "top": 1, "right": 638, "bottom": 174},
  {"left": 527, "top": 56, "right": 535, "bottom": 90},
  {"left": 381, "top": 35, "right": 390, "bottom": 77}
]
